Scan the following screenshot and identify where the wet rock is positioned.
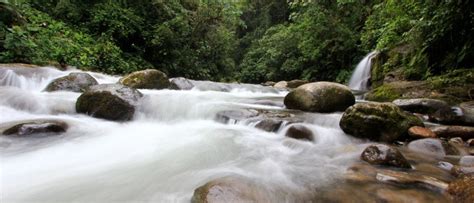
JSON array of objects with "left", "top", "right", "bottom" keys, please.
[
  {"left": 460, "top": 101, "right": 474, "bottom": 125},
  {"left": 340, "top": 102, "right": 424, "bottom": 142},
  {"left": 169, "top": 77, "right": 194, "bottom": 90},
  {"left": 408, "top": 126, "right": 436, "bottom": 139},
  {"left": 392, "top": 98, "right": 449, "bottom": 114},
  {"left": 438, "top": 161, "right": 454, "bottom": 171},
  {"left": 361, "top": 144, "right": 411, "bottom": 168},
  {"left": 284, "top": 82, "right": 355, "bottom": 113},
  {"left": 215, "top": 109, "right": 259, "bottom": 124},
  {"left": 285, "top": 124, "right": 314, "bottom": 141},
  {"left": 446, "top": 175, "right": 474, "bottom": 202},
  {"left": 273, "top": 81, "right": 288, "bottom": 89},
  {"left": 451, "top": 166, "right": 474, "bottom": 177},
  {"left": 44, "top": 72, "right": 98, "bottom": 92},
  {"left": 76, "top": 84, "right": 143, "bottom": 121},
  {"left": 286, "top": 79, "right": 308, "bottom": 88},
  {"left": 430, "top": 125, "right": 474, "bottom": 140},
  {"left": 255, "top": 119, "right": 283, "bottom": 132},
  {"left": 119, "top": 69, "right": 170, "bottom": 89},
  {"left": 429, "top": 107, "right": 464, "bottom": 125},
  {"left": 191, "top": 176, "right": 270, "bottom": 203},
  {"left": 375, "top": 170, "right": 448, "bottom": 191},
  {"left": 376, "top": 188, "right": 444, "bottom": 203},
  {"left": 407, "top": 138, "right": 446, "bottom": 158},
  {"left": 2, "top": 120, "right": 67, "bottom": 136},
  {"left": 460, "top": 156, "right": 474, "bottom": 167}
]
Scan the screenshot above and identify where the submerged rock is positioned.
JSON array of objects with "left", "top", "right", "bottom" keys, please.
[
  {"left": 44, "top": 72, "right": 98, "bottom": 92},
  {"left": 2, "top": 120, "right": 67, "bottom": 136},
  {"left": 76, "top": 84, "right": 143, "bottom": 121},
  {"left": 191, "top": 176, "right": 270, "bottom": 203},
  {"left": 361, "top": 144, "right": 411, "bottom": 168},
  {"left": 119, "top": 69, "right": 170, "bottom": 89},
  {"left": 408, "top": 126, "right": 437, "bottom": 139},
  {"left": 284, "top": 82, "right": 355, "bottom": 113},
  {"left": 255, "top": 119, "right": 283, "bottom": 132},
  {"left": 339, "top": 102, "right": 424, "bottom": 142},
  {"left": 407, "top": 138, "right": 446, "bottom": 158},
  {"left": 169, "top": 77, "right": 194, "bottom": 90},
  {"left": 392, "top": 98, "right": 449, "bottom": 114},
  {"left": 285, "top": 124, "right": 314, "bottom": 141},
  {"left": 429, "top": 125, "right": 474, "bottom": 140},
  {"left": 446, "top": 175, "right": 474, "bottom": 202}
]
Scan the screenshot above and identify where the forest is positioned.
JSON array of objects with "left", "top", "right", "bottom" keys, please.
[{"left": 1, "top": 0, "right": 473, "bottom": 84}]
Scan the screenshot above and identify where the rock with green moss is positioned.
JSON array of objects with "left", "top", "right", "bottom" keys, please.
[
  {"left": 44, "top": 72, "right": 98, "bottom": 92},
  {"left": 76, "top": 84, "right": 143, "bottom": 121},
  {"left": 339, "top": 102, "right": 424, "bottom": 142},
  {"left": 284, "top": 82, "right": 355, "bottom": 113},
  {"left": 119, "top": 69, "right": 170, "bottom": 89}
]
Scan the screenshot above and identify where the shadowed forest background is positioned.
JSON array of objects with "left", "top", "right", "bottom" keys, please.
[{"left": 1, "top": 0, "right": 473, "bottom": 85}]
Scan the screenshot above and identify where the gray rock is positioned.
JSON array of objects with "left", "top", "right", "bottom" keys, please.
[
  {"left": 255, "top": 119, "right": 283, "bottom": 132},
  {"left": 460, "top": 101, "right": 474, "bottom": 125},
  {"left": 407, "top": 138, "right": 446, "bottom": 158},
  {"left": 429, "top": 125, "right": 474, "bottom": 140},
  {"left": 460, "top": 156, "right": 474, "bottom": 167},
  {"left": 44, "top": 72, "right": 98, "bottom": 92},
  {"left": 392, "top": 98, "right": 449, "bottom": 114},
  {"left": 169, "top": 77, "right": 194, "bottom": 90}
]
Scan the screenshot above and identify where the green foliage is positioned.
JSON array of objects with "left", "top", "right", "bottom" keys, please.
[{"left": 428, "top": 69, "right": 474, "bottom": 89}]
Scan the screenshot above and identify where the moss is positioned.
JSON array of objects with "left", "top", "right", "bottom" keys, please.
[{"left": 366, "top": 84, "right": 402, "bottom": 102}]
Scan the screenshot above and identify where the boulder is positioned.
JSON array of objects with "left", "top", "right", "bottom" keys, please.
[
  {"left": 44, "top": 72, "right": 98, "bottom": 92},
  {"left": 284, "top": 82, "right": 355, "bottom": 113},
  {"left": 273, "top": 81, "right": 288, "bottom": 89},
  {"left": 339, "top": 102, "right": 424, "bottom": 142},
  {"left": 2, "top": 120, "right": 67, "bottom": 136},
  {"left": 76, "top": 84, "right": 143, "bottom": 121},
  {"left": 468, "top": 139, "right": 474, "bottom": 147},
  {"left": 169, "top": 77, "right": 194, "bottom": 90},
  {"left": 285, "top": 124, "right": 314, "bottom": 141},
  {"left": 119, "top": 69, "right": 170, "bottom": 89},
  {"left": 407, "top": 138, "right": 446, "bottom": 158},
  {"left": 360, "top": 144, "right": 411, "bottom": 168},
  {"left": 392, "top": 98, "right": 449, "bottom": 114},
  {"left": 429, "top": 125, "right": 474, "bottom": 140},
  {"left": 191, "top": 176, "right": 270, "bottom": 203},
  {"left": 286, "top": 80, "right": 308, "bottom": 88},
  {"left": 446, "top": 175, "right": 474, "bottom": 202},
  {"left": 255, "top": 119, "right": 283, "bottom": 132},
  {"left": 215, "top": 109, "right": 259, "bottom": 124},
  {"left": 408, "top": 126, "right": 436, "bottom": 139}
]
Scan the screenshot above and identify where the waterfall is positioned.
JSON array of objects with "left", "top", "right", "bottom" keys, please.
[{"left": 348, "top": 51, "right": 378, "bottom": 91}]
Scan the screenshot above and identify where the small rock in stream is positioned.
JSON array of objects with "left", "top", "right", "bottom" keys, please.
[
  {"left": 361, "top": 144, "right": 411, "bottom": 169},
  {"left": 2, "top": 120, "right": 68, "bottom": 136}
]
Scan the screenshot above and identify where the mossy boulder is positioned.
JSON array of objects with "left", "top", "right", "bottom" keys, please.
[
  {"left": 76, "top": 84, "right": 143, "bottom": 121},
  {"left": 339, "top": 102, "right": 424, "bottom": 142},
  {"left": 284, "top": 82, "right": 355, "bottom": 113},
  {"left": 392, "top": 98, "right": 449, "bottom": 114},
  {"left": 119, "top": 69, "right": 170, "bottom": 89},
  {"left": 44, "top": 72, "right": 98, "bottom": 92}
]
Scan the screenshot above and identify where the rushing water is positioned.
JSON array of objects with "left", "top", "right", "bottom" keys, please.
[
  {"left": 0, "top": 65, "right": 366, "bottom": 202},
  {"left": 348, "top": 51, "right": 378, "bottom": 92}
]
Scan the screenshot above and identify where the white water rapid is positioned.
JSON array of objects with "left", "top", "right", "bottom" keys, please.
[
  {"left": 0, "top": 65, "right": 366, "bottom": 202},
  {"left": 348, "top": 51, "right": 378, "bottom": 92}
]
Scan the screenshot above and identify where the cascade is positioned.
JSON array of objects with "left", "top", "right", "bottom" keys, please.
[{"left": 348, "top": 51, "right": 378, "bottom": 92}]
